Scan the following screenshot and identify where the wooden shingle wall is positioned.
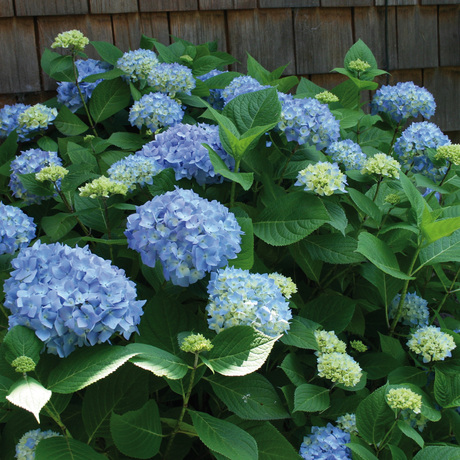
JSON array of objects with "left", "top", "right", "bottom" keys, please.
[{"left": 0, "top": 0, "right": 459, "bottom": 135}]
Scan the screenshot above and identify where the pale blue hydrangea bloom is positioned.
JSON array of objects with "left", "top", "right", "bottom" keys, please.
[
  {"left": 222, "top": 75, "right": 271, "bottom": 105},
  {"left": 57, "top": 59, "right": 111, "bottom": 112},
  {"left": 0, "top": 103, "right": 30, "bottom": 138},
  {"left": 16, "top": 104, "right": 58, "bottom": 141},
  {"left": 407, "top": 325, "right": 456, "bottom": 363},
  {"left": 4, "top": 241, "right": 146, "bottom": 358},
  {"left": 116, "top": 49, "right": 159, "bottom": 81},
  {"left": 107, "top": 154, "right": 161, "bottom": 191},
  {"left": 146, "top": 62, "right": 196, "bottom": 95},
  {"left": 401, "top": 409, "right": 428, "bottom": 432},
  {"left": 277, "top": 93, "right": 340, "bottom": 149},
  {"left": 336, "top": 413, "right": 358, "bottom": 435},
  {"left": 389, "top": 292, "right": 429, "bottom": 328},
  {"left": 295, "top": 161, "right": 347, "bottom": 196},
  {"left": 206, "top": 266, "right": 292, "bottom": 337},
  {"left": 138, "top": 123, "right": 234, "bottom": 185},
  {"left": 0, "top": 203, "right": 36, "bottom": 255},
  {"left": 198, "top": 69, "right": 228, "bottom": 109},
  {"left": 125, "top": 188, "right": 243, "bottom": 287},
  {"left": 9, "top": 148, "right": 63, "bottom": 204},
  {"left": 299, "top": 423, "right": 352, "bottom": 460},
  {"left": 371, "top": 81, "right": 436, "bottom": 123},
  {"left": 394, "top": 121, "right": 450, "bottom": 182},
  {"left": 128, "top": 92, "right": 184, "bottom": 131},
  {"left": 326, "top": 139, "right": 367, "bottom": 170},
  {"left": 15, "top": 429, "right": 61, "bottom": 459}
]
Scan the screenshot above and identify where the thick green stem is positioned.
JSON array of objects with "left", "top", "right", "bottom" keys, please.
[
  {"left": 376, "top": 413, "right": 401, "bottom": 453},
  {"left": 388, "top": 122, "right": 402, "bottom": 155},
  {"left": 44, "top": 405, "right": 73, "bottom": 438},
  {"left": 100, "top": 197, "right": 114, "bottom": 259},
  {"left": 229, "top": 159, "right": 241, "bottom": 208}
]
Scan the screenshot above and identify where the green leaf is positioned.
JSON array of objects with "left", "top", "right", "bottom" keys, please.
[
  {"left": 126, "top": 343, "right": 188, "bottom": 380},
  {"left": 304, "top": 234, "right": 364, "bottom": 264},
  {"left": 280, "top": 354, "right": 307, "bottom": 386},
  {"left": 246, "top": 53, "right": 271, "bottom": 84},
  {"left": 356, "top": 385, "right": 394, "bottom": 445},
  {"left": 208, "top": 373, "right": 289, "bottom": 420},
  {"left": 0, "top": 129, "right": 18, "bottom": 164},
  {"left": 399, "top": 172, "right": 432, "bottom": 229},
  {"left": 107, "top": 132, "right": 147, "bottom": 151},
  {"left": 90, "top": 41, "right": 124, "bottom": 65},
  {"left": 423, "top": 217, "right": 460, "bottom": 245},
  {"left": 418, "top": 229, "right": 460, "bottom": 269},
  {"left": 347, "top": 443, "right": 379, "bottom": 460},
  {"left": 397, "top": 420, "right": 424, "bottom": 448},
  {"left": 434, "top": 368, "right": 460, "bottom": 408},
  {"left": 66, "top": 142, "right": 98, "bottom": 170},
  {"left": 37, "top": 136, "right": 58, "bottom": 152},
  {"left": 82, "top": 68, "right": 125, "bottom": 83},
  {"left": 41, "top": 213, "right": 77, "bottom": 241},
  {"left": 110, "top": 400, "right": 162, "bottom": 459},
  {"left": 413, "top": 446, "right": 460, "bottom": 460},
  {"left": 280, "top": 316, "right": 319, "bottom": 350},
  {"left": 18, "top": 173, "right": 55, "bottom": 197},
  {"left": 296, "top": 77, "right": 324, "bottom": 97},
  {"left": 35, "top": 437, "right": 106, "bottom": 460},
  {"left": 53, "top": 105, "right": 89, "bottom": 136},
  {"left": 387, "top": 444, "right": 407, "bottom": 460},
  {"left": 49, "top": 55, "right": 75, "bottom": 82},
  {"left": 40, "top": 48, "right": 62, "bottom": 76},
  {"left": 324, "top": 201, "right": 348, "bottom": 235},
  {"left": 0, "top": 375, "right": 13, "bottom": 403},
  {"left": 347, "top": 188, "right": 383, "bottom": 225},
  {"left": 2, "top": 325, "right": 42, "bottom": 366},
  {"left": 356, "top": 232, "right": 414, "bottom": 280},
  {"left": 6, "top": 377, "right": 52, "bottom": 423},
  {"left": 293, "top": 384, "right": 330, "bottom": 412},
  {"left": 89, "top": 78, "right": 131, "bottom": 123},
  {"left": 358, "top": 353, "right": 400, "bottom": 379},
  {"left": 344, "top": 39, "right": 378, "bottom": 69},
  {"left": 379, "top": 333, "right": 406, "bottom": 365},
  {"left": 203, "top": 326, "right": 278, "bottom": 377},
  {"left": 190, "top": 411, "right": 258, "bottom": 460},
  {"left": 47, "top": 345, "right": 137, "bottom": 393},
  {"left": 289, "top": 241, "right": 322, "bottom": 283},
  {"left": 229, "top": 212, "right": 254, "bottom": 270}
]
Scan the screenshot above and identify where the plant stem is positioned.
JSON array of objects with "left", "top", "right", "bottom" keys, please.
[
  {"left": 163, "top": 353, "right": 199, "bottom": 460},
  {"left": 372, "top": 177, "right": 382, "bottom": 202},
  {"left": 277, "top": 144, "right": 298, "bottom": 185},
  {"left": 430, "top": 266, "right": 460, "bottom": 325},
  {"left": 376, "top": 413, "right": 401, "bottom": 453},
  {"left": 388, "top": 121, "right": 402, "bottom": 155},
  {"left": 229, "top": 159, "right": 241, "bottom": 208},
  {"left": 100, "top": 197, "right": 114, "bottom": 259},
  {"left": 44, "top": 405, "right": 73, "bottom": 438}
]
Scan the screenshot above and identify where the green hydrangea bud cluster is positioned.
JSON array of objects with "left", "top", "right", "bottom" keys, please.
[
  {"left": 36, "top": 165, "right": 69, "bottom": 182},
  {"left": 51, "top": 29, "right": 89, "bottom": 52},
  {"left": 407, "top": 325, "right": 456, "bottom": 363},
  {"left": 386, "top": 387, "right": 422, "bottom": 414},
  {"left": 17, "top": 104, "right": 58, "bottom": 132},
  {"left": 11, "top": 356, "right": 36, "bottom": 373},
  {"left": 384, "top": 193, "right": 401, "bottom": 205},
  {"left": 79, "top": 176, "right": 128, "bottom": 198},
  {"left": 314, "top": 91, "right": 339, "bottom": 104},
  {"left": 336, "top": 413, "right": 358, "bottom": 435},
  {"left": 268, "top": 272, "right": 297, "bottom": 299},
  {"left": 350, "top": 340, "right": 367, "bottom": 352},
  {"left": 315, "top": 330, "right": 347, "bottom": 354},
  {"left": 348, "top": 59, "right": 371, "bottom": 72},
  {"left": 317, "top": 351, "right": 362, "bottom": 387},
  {"left": 296, "top": 162, "right": 347, "bottom": 196},
  {"left": 361, "top": 153, "right": 401, "bottom": 178},
  {"left": 180, "top": 333, "right": 213, "bottom": 354},
  {"left": 83, "top": 134, "right": 96, "bottom": 142},
  {"left": 435, "top": 144, "right": 460, "bottom": 166}
]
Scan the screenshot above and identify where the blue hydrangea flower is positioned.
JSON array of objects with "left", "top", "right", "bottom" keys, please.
[
  {"left": 299, "top": 423, "right": 352, "bottom": 460},
  {"left": 125, "top": 188, "right": 243, "bottom": 287},
  {"left": 222, "top": 76, "right": 271, "bottom": 105},
  {"left": 138, "top": 123, "right": 234, "bottom": 185},
  {"left": 15, "top": 429, "right": 61, "bottom": 459},
  {"left": 389, "top": 292, "right": 429, "bottom": 328},
  {"left": 206, "top": 266, "right": 292, "bottom": 337},
  {"left": 394, "top": 121, "right": 450, "bottom": 182},
  {"left": 128, "top": 92, "right": 184, "bottom": 132},
  {"left": 0, "top": 103, "right": 30, "bottom": 138},
  {"left": 3, "top": 241, "right": 146, "bottom": 358},
  {"left": 326, "top": 139, "right": 367, "bottom": 170},
  {"left": 107, "top": 154, "right": 162, "bottom": 192},
  {"left": 57, "top": 59, "right": 111, "bottom": 112},
  {"left": 407, "top": 325, "right": 456, "bottom": 363},
  {"left": 0, "top": 203, "right": 36, "bottom": 255},
  {"left": 371, "top": 82, "right": 436, "bottom": 123},
  {"left": 116, "top": 49, "right": 159, "bottom": 82},
  {"left": 277, "top": 93, "right": 340, "bottom": 149},
  {"left": 198, "top": 69, "right": 228, "bottom": 110},
  {"left": 146, "top": 62, "right": 196, "bottom": 95},
  {"left": 9, "top": 148, "right": 63, "bottom": 204},
  {"left": 16, "top": 104, "right": 58, "bottom": 141}
]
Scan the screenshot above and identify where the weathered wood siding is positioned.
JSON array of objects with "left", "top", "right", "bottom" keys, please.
[{"left": 0, "top": 0, "right": 459, "bottom": 134}]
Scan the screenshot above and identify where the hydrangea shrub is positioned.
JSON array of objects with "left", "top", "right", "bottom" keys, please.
[{"left": 0, "top": 34, "right": 459, "bottom": 460}]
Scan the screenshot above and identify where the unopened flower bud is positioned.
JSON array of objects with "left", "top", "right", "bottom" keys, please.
[
  {"left": 11, "top": 356, "right": 36, "bottom": 373},
  {"left": 180, "top": 333, "right": 213, "bottom": 354}
]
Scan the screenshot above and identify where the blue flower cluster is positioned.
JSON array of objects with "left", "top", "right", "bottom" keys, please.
[
  {"left": 326, "top": 139, "right": 367, "bottom": 170},
  {"left": 198, "top": 69, "right": 227, "bottom": 109},
  {"left": 4, "top": 241, "right": 146, "bottom": 358},
  {"left": 394, "top": 122, "right": 450, "bottom": 182},
  {"left": 389, "top": 292, "right": 429, "bottom": 328},
  {"left": 57, "top": 59, "right": 111, "bottom": 112},
  {"left": 0, "top": 103, "right": 30, "bottom": 138},
  {"left": 371, "top": 81, "right": 436, "bottom": 123},
  {"left": 299, "top": 423, "right": 352, "bottom": 460},
  {"left": 128, "top": 92, "right": 184, "bottom": 132},
  {"left": 9, "top": 148, "right": 63, "bottom": 204},
  {"left": 0, "top": 202, "right": 36, "bottom": 255},
  {"left": 116, "top": 49, "right": 159, "bottom": 81},
  {"left": 107, "top": 154, "right": 161, "bottom": 192},
  {"left": 138, "top": 123, "right": 234, "bottom": 185},
  {"left": 16, "top": 429, "right": 61, "bottom": 459},
  {"left": 146, "top": 62, "right": 196, "bottom": 95},
  {"left": 125, "top": 188, "right": 243, "bottom": 287},
  {"left": 206, "top": 266, "right": 292, "bottom": 337},
  {"left": 277, "top": 93, "right": 340, "bottom": 149},
  {"left": 222, "top": 76, "right": 271, "bottom": 105}
]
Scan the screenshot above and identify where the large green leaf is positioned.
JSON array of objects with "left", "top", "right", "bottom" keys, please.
[
  {"left": 0, "top": 129, "right": 18, "bottom": 164},
  {"left": 280, "top": 354, "right": 308, "bottom": 386},
  {"left": 413, "top": 446, "right": 460, "bottom": 460},
  {"left": 53, "top": 105, "right": 89, "bottom": 136},
  {"left": 289, "top": 241, "right": 323, "bottom": 283},
  {"left": 0, "top": 375, "right": 13, "bottom": 403},
  {"left": 208, "top": 373, "right": 289, "bottom": 420},
  {"left": 344, "top": 39, "right": 378, "bottom": 69},
  {"left": 388, "top": 366, "right": 427, "bottom": 387},
  {"left": 304, "top": 234, "right": 364, "bottom": 265},
  {"left": 190, "top": 411, "right": 258, "bottom": 460},
  {"left": 110, "top": 400, "right": 162, "bottom": 459},
  {"left": 347, "top": 188, "right": 383, "bottom": 225},
  {"left": 422, "top": 217, "right": 460, "bottom": 245},
  {"left": 2, "top": 325, "right": 42, "bottom": 366},
  {"left": 35, "top": 437, "right": 105, "bottom": 460},
  {"left": 418, "top": 229, "right": 460, "bottom": 269},
  {"left": 89, "top": 78, "right": 131, "bottom": 123},
  {"left": 293, "top": 384, "right": 330, "bottom": 412},
  {"left": 347, "top": 443, "right": 379, "bottom": 460},
  {"left": 434, "top": 368, "right": 460, "bottom": 408},
  {"left": 399, "top": 172, "right": 432, "bottom": 229},
  {"left": 41, "top": 213, "right": 77, "bottom": 241},
  {"left": 47, "top": 345, "right": 137, "bottom": 393},
  {"left": 202, "top": 326, "right": 278, "bottom": 376},
  {"left": 397, "top": 420, "right": 424, "bottom": 448},
  {"left": 280, "top": 316, "right": 319, "bottom": 350},
  {"left": 229, "top": 212, "right": 254, "bottom": 270},
  {"left": 91, "top": 41, "right": 124, "bottom": 65}
]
